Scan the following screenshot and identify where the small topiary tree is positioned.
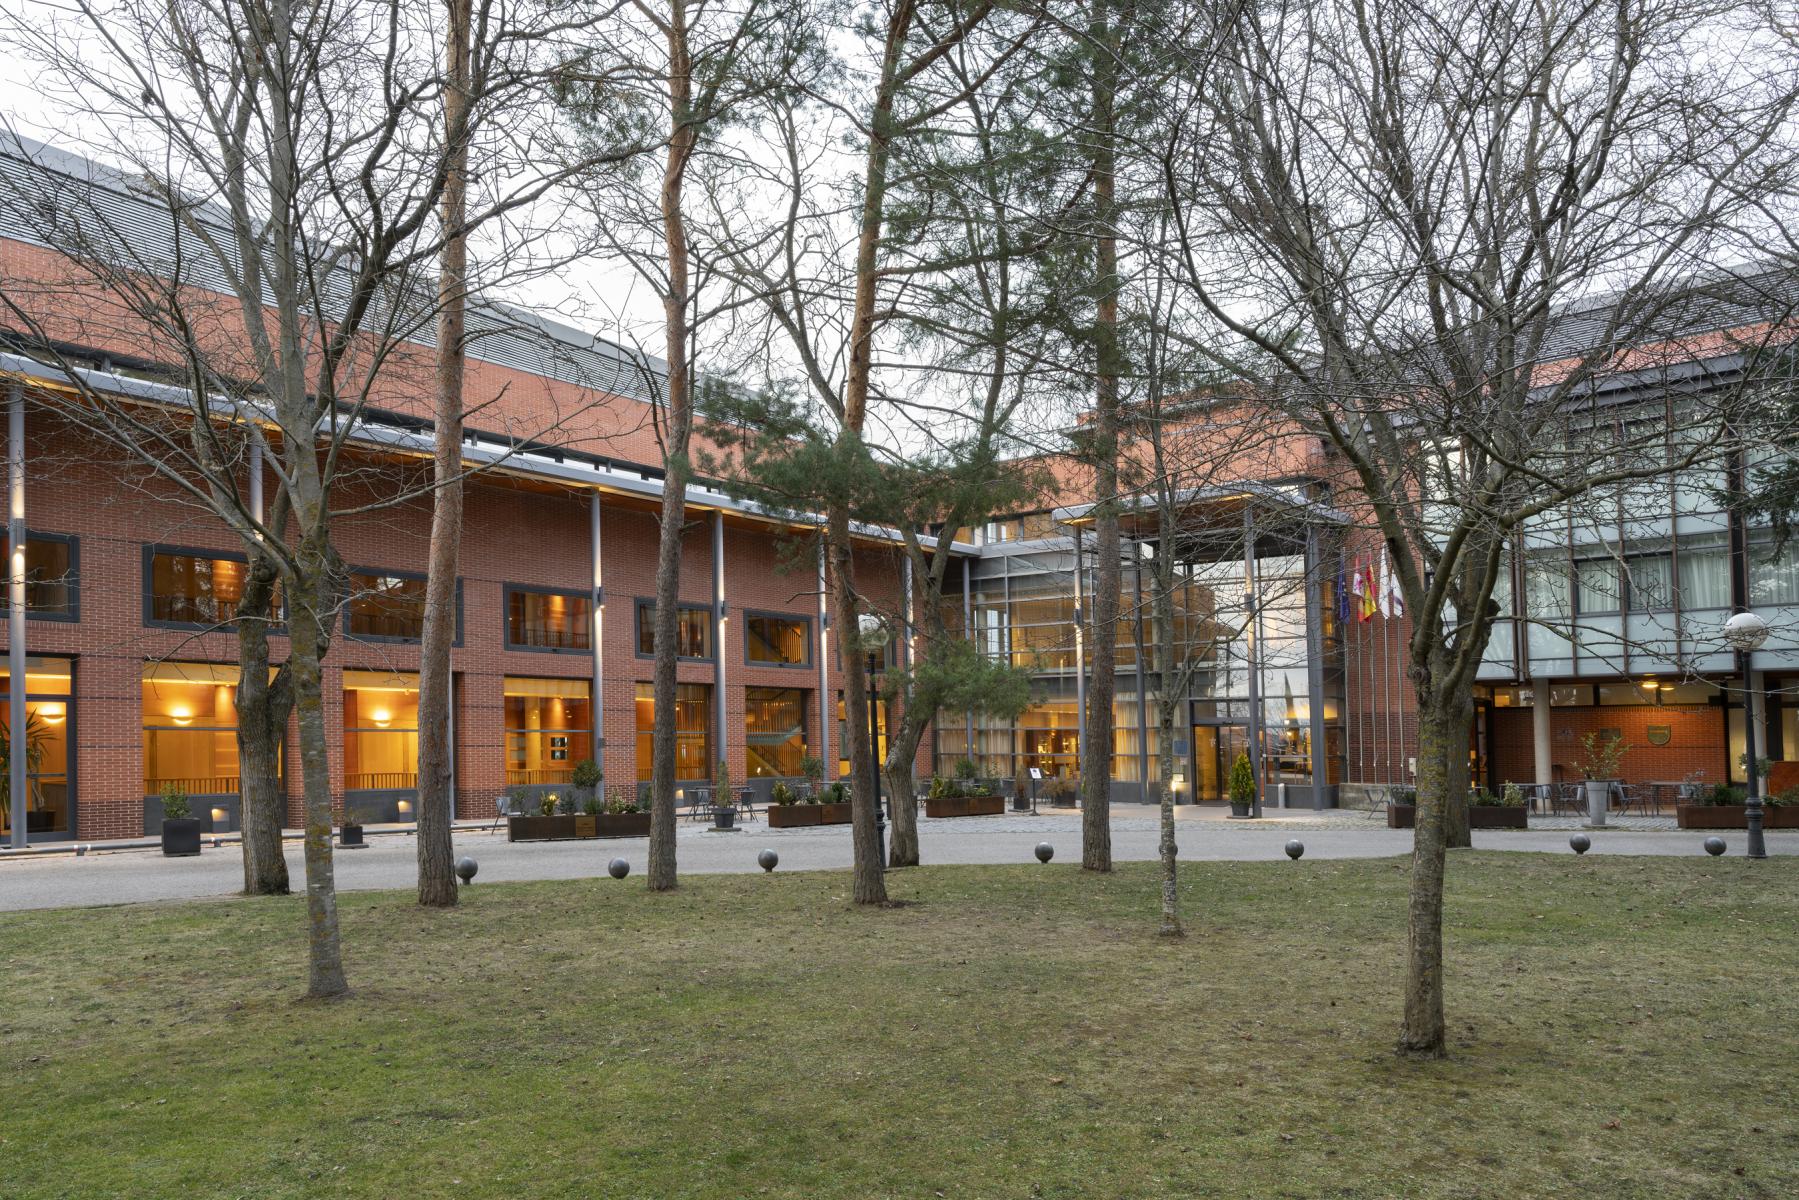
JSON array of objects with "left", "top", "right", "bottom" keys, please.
[
  {"left": 159, "top": 781, "right": 191, "bottom": 821},
  {"left": 1228, "top": 751, "right": 1256, "bottom": 810},
  {"left": 572, "top": 757, "right": 602, "bottom": 799},
  {"left": 715, "top": 759, "right": 733, "bottom": 808}
]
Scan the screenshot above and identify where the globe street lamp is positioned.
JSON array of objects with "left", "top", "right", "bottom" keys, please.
[
  {"left": 857, "top": 612, "right": 891, "bottom": 869},
  {"left": 1724, "top": 610, "right": 1772, "bottom": 860}
]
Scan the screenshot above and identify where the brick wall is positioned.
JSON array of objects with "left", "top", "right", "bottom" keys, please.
[{"left": 1489, "top": 703, "right": 1727, "bottom": 790}]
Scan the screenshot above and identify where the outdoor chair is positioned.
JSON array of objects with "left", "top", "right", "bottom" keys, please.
[
  {"left": 489, "top": 791, "right": 525, "bottom": 832},
  {"left": 734, "top": 787, "right": 757, "bottom": 819}
]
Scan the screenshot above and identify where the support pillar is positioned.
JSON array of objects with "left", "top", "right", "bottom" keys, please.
[
  {"left": 1303, "top": 525, "right": 1330, "bottom": 810},
  {"left": 1243, "top": 506, "right": 1264, "bottom": 818},
  {"left": 817, "top": 539, "right": 831, "bottom": 772},
  {"left": 962, "top": 557, "right": 974, "bottom": 761},
  {"left": 8, "top": 382, "right": 25, "bottom": 848},
  {"left": 1531, "top": 678, "right": 1553, "bottom": 792},
  {"left": 713, "top": 510, "right": 727, "bottom": 781},
  {"left": 590, "top": 492, "right": 605, "bottom": 769},
  {"left": 1072, "top": 529, "right": 1087, "bottom": 775},
  {"left": 1132, "top": 556, "right": 1149, "bottom": 802},
  {"left": 1749, "top": 667, "right": 1768, "bottom": 794}
]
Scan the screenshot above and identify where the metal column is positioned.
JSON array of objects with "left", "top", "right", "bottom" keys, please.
[
  {"left": 817, "top": 539, "right": 831, "bottom": 772},
  {"left": 1243, "top": 506, "right": 1264, "bottom": 819},
  {"left": 8, "top": 383, "right": 26, "bottom": 848},
  {"left": 713, "top": 511, "right": 727, "bottom": 779},
  {"left": 1303, "top": 525, "right": 1329, "bottom": 810},
  {"left": 248, "top": 439, "right": 264, "bottom": 526},
  {"left": 961, "top": 557, "right": 974, "bottom": 759},
  {"left": 590, "top": 492, "right": 606, "bottom": 768},
  {"left": 1132, "top": 555, "right": 1149, "bottom": 802},
  {"left": 1072, "top": 528, "right": 1087, "bottom": 772}
]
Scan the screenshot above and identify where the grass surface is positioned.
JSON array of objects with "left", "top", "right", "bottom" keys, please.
[{"left": 3, "top": 853, "right": 1796, "bottom": 1198}]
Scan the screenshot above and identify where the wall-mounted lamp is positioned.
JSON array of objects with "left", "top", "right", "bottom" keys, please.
[
  {"left": 169, "top": 706, "right": 193, "bottom": 727},
  {"left": 38, "top": 702, "right": 65, "bottom": 725},
  {"left": 371, "top": 709, "right": 393, "bottom": 728}
]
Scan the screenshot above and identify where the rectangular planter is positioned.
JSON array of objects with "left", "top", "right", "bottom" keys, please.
[
  {"left": 768, "top": 805, "right": 822, "bottom": 828},
  {"left": 1677, "top": 804, "right": 1799, "bottom": 830},
  {"left": 817, "top": 802, "right": 852, "bottom": 825},
  {"left": 508, "top": 814, "right": 577, "bottom": 842},
  {"left": 596, "top": 811, "right": 652, "bottom": 838},
  {"left": 160, "top": 818, "right": 202, "bottom": 857},
  {"left": 925, "top": 794, "right": 1004, "bottom": 819},
  {"left": 1388, "top": 804, "right": 1526, "bottom": 829}
]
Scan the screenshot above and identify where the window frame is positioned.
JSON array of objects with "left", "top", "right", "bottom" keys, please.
[
  {"left": 742, "top": 609, "right": 814, "bottom": 669},
  {"left": 634, "top": 597, "right": 715, "bottom": 662},
  {"left": 343, "top": 566, "right": 462, "bottom": 646},
  {"left": 502, "top": 583, "right": 595, "bottom": 655},
  {"left": 142, "top": 543, "right": 279, "bottom": 633},
  {"left": 0, "top": 529, "right": 79, "bottom": 623}
]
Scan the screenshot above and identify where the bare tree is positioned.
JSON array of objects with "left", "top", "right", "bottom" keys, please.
[{"left": 1157, "top": 0, "right": 1799, "bottom": 1054}]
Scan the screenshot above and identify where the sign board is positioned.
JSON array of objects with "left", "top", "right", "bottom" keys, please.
[{"left": 1028, "top": 768, "right": 1043, "bottom": 780}]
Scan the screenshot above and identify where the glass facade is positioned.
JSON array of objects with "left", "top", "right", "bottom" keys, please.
[
  {"left": 746, "top": 614, "right": 809, "bottom": 666},
  {"left": 637, "top": 602, "right": 712, "bottom": 659},
  {"left": 745, "top": 686, "right": 807, "bottom": 777},
  {"left": 343, "top": 670, "right": 420, "bottom": 793},
  {"left": 0, "top": 532, "right": 76, "bottom": 618},
  {"left": 506, "top": 587, "right": 591, "bottom": 651},
  {"left": 635, "top": 682, "right": 712, "bottom": 781},
  {"left": 142, "top": 662, "right": 255, "bottom": 797},
  {"left": 504, "top": 677, "right": 591, "bottom": 785},
  {"left": 0, "top": 656, "right": 72, "bottom": 836},
  {"left": 346, "top": 571, "right": 429, "bottom": 641},
  {"left": 147, "top": 549, "right": 252, "bottom": 627}
]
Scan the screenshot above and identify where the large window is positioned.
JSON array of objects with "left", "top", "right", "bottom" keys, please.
[
  {"left": 0, "top": 531, "right": 77, "bottom": 620},
  {"left": 1750, "top": 534, "right": 1799, "bottom": 609},
  {"left": 0, "top": 656, "right": 72, "bottom": 837},
  {"left": 343, "top": 670, "right": 419, "bottom": 791},
  {"left": 505, "top": 677, "right": 591, "bottom": 785},
  {"left": 142, "top": 662, "right": 265, "bottom": 797},
  {"left": 346, "top": 569, "right": 458, "bottom": 643},
  {"left": 506, "top": 586, "right": 592, "bottom": 652},
  {"left": 746, "top": 687, "right": 807, "bottom": 777},
  {"left": 145, "top": 547, "right": 256, "bottom": 628},
  {"left": 1679, "top": 534, "right": 1733, "bottom": 610},
  {"left": 635, "top": 682, "right": 712, "bottom": 781},
  {"left": 836, "top": 691, "right": 889, "bottom": 778},
  {"left": 636, "top": 601, "right": 712, "bottom": 659},
  {"left": 746, "top": 613, "right": 810, "bottom": 667}
]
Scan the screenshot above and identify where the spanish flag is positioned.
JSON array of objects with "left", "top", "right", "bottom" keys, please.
[{"left": 1357, "top": 559, "right": 1378, "bottom": 622}]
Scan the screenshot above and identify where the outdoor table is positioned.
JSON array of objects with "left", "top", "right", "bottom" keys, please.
[{"left": 1644, "top": 782, "right": 1689, "bottom": 816}]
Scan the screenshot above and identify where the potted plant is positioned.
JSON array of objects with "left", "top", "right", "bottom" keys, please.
[
  {"left": 1012, "top": 774, "right": 1031, "bottom": 812},
  {"left": 799, "top": 754, "right": 826, "bottom": 797},
  {"left": 572, "top": 757, "right": 602, "bottom": 810},
  {"left": 712, "top": 759, "right": 737, "bottom": 830},
  {"left": 1385, "top": 786, "right": 1419, "bottom": 828},
  {"left": 817, "top": 779, "right": 853, "bottom": 824},
  {"left": 1227, "top": 750, "right": 1256, "bottom": 818},
  {"left": 1675, "top": 782, "right": 1799, "bottom": 829},
  {"left": 158, "top": 782, "right": 201, "bottom": 857},
  {"left": 1577, "top": 732, "right": 1629, "bottom": 826}
]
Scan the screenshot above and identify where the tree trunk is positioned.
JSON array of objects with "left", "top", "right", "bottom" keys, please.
[
  {"left": 1080, "top": 0, "right": 1121, "bottom": 874},
  {"left": 830, "top": 507, "right": 887, "bottom": 905},
  {"left": 1399, "top": 694, "right": 1468, "bottom": 1057},
  {"left": 234, "top": 551, "right": 290, "bottom": 895},
  {"left": 648, "top": 0, "right": 698, "bottom": 894},
  {"left": 415, "top": 0, "right": 473, "bottom": 909},
  {"left": 884, "top": 697, "right": 923, "bottom": 867},
  {"left": 288, "top": 563, "right": 348, "bottom": 1000}
]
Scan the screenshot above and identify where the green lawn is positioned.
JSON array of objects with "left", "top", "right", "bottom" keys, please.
[{"left": 3, "top": 854, "right": 1796, "bottom": 1199}]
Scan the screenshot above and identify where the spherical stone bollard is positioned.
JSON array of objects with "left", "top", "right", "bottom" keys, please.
[
  {"left": 758, "top": 848, "right": 779, "bottom": 873},
  {"left": 455, "top": 856, "right": 478, "bottom": 885},
  {"left": 1034, "top": 842, "right": 1054, "bottom": 863},
  {"left": 1704, "top": 836, "right": 1727, "bottom": 857},
  {"left": 1570, "top": 833, "right": 1592, "bottom": 855},
  {"left": 1285, "top": 839, "right": 1305, "bottom": 860},
  {"left": 607, "top": 857, "right": 631, "bottom": 880}
]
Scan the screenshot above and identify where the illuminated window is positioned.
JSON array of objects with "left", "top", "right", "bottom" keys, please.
[
  {"left": 343, "top": 670, "right": 419, "bottom": 791},
  {"left": 0, "top": 656, "right": 73, "bottom": 837},
  {"left": 145, "top": 547, "right": 260, "bottom": 628},
  {"left": 746, "top": 613, "right": 810, "bottom": 667},
  {"left": 835, "top": 691, "right": 888, "bottom": 778},
  {"left": 506, "top": 586, "right": 592, "bottom": 652},
  {"left": 635, "top": 682, "right": 712, "bottom": 782},
  {"left": 745, "top": 687, "right": 807, "bottom": 777},
  {"left": 504, "top": 677, "right": 592, "bottom": 785},
  {"left": 636, "top": 601, "right": 712, "bottom": 659},
  {"left": 346, "top": 570, "right": 458, "bottom": 643},
  {"left": 0, "top": 531, "right": 77, "bottom": 620},
  {"left": 141, "top": 662, "right": 280, "bottom": 797}
]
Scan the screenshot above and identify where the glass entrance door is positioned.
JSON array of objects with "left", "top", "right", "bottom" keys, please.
[{"left": 1191, "top": 725, "right": 1249, "bottom": 804}]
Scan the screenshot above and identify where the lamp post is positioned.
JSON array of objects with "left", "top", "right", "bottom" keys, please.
[
  {"left": 858, "top": 612, "right": 890, "bottom": 869},
  {"left": 1724, "top": 610, "right": 1772, "bottom": 859}
]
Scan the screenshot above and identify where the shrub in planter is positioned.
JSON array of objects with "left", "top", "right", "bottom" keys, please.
[
  {"left": 572, "top": 757, "right": 602, "bottom": 802},
  {"left": 771, "top": 782, "right": 797, "bottom": 807},
  {"left": 555, "top": 791, "right": 578, "bottom": 816},
  {"left": 1228, "top": 751, "right": 1256, "bottom": 817},
  {"left": 583, "top": 796, "right": 602, "bottom": 817},
  {"left": 539, "top": 792, "right": 557, "bottom": 817},
  {"left": 159, "top": 783, "right": 202, "bottom": 857}
]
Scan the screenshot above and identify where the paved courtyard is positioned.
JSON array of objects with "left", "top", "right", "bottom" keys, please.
[{"left": 0, "top": 805, "right": 1786, "bottom": 911}]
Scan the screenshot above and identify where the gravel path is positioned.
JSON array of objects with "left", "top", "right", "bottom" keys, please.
[{"left": 0, "top": 808, "right": 1788, "bottom": 912}]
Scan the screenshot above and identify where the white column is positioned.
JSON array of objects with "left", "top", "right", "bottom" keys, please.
[
  {"left": 1531, "top": 681, "right": 1553, "bottom": 789},
  {"left": 248, "top": 439, "right": 264, "bottom": 526},
  {"left": 8, "top": 382, "right": 26, "bottom": 848},
  {"left": 1243, "top": 506, "right": 1264, "bottom": 817},
  {"left": 1749, "top": 667, "right": 1768, "bottom": 792},
  {"left": 1072, "top": 529, "right": 1087, "bottom": 770}
]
